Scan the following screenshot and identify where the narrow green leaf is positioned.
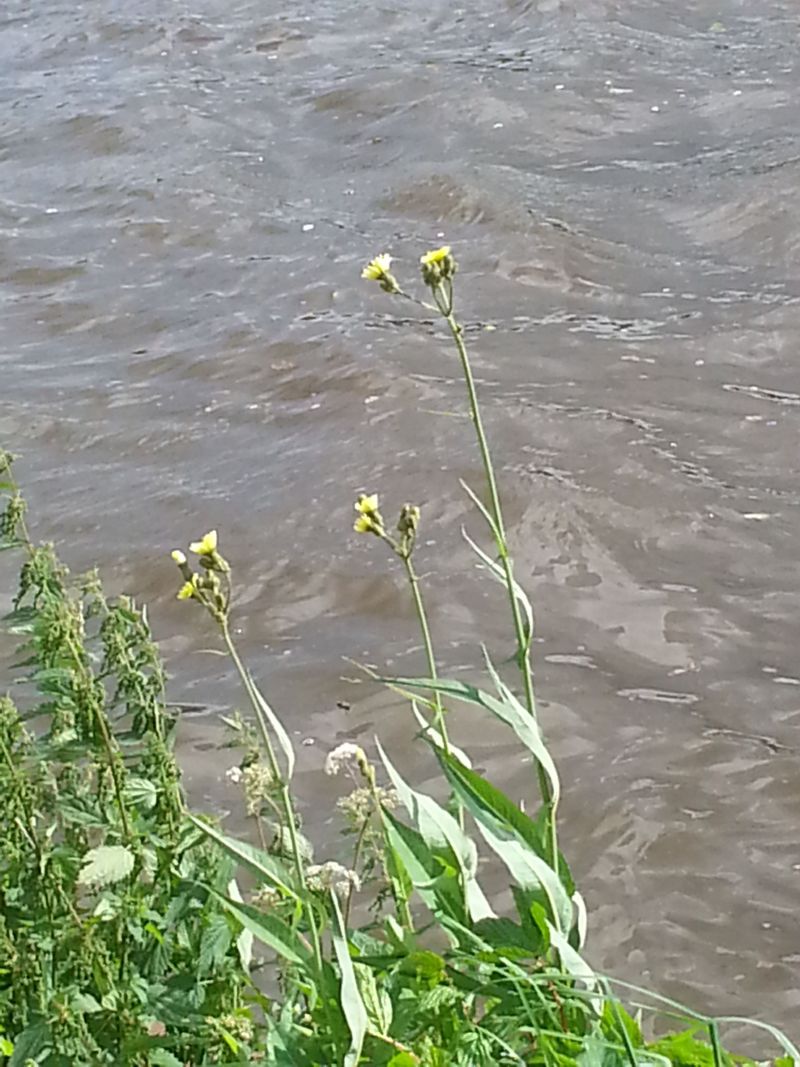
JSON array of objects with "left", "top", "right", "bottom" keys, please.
[
  {"left": 376, "top": 736, "right": 494, "bottom": 923},
  {"left": 460, "top": 479, "right": 502, "bottom": 541},
  {"left": 410, "top": 699, "right": 472, "bottom": 767},
  {"left": 77, "top": 845, "right": 135, "bottom": 889},
  {"left": 462, "top": 527, "right": 533, "bottom": 652},
  {"left": 228, "top": 878, "right": 253, "bottom": 972},
  {"left": 389, "top": 667, "right": 560, "bottom": 814},
  {"left": 381, "top": 807, "right": 465, "bottom": 928},
  {"left": 547, "top": 922, "right": 601, "bottom": 1011},
  {"left": 188, "top": 814, "right": 298, "bottom": 900},
  {"left": 213, "top": 890, "right": 309, "bottom": 965},
  {"left": 247, "top": 670, "right": 295, "bottom": 780},
  {"left": 331, "top": 891, "right": 368, "bottom": 1067}
]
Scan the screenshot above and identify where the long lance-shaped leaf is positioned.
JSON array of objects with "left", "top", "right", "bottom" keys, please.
[
  {"left": 375, "top": 737, "right": 494, "bottom": 923},
  {"left": 461, "top": 526, "right": 533, "bottom": 654},
  {"left": 471, "top": 817, "right": 572, "bottom": 937},
  {"left": 247, "top": 669, "right": 296, "bottom": 780},
  {"left": 211, "top": 890, "right": 309, "bottom": 966},
  {"left": 435, "top": 749, "right": 573, "bottom": 926},
  {"left": 548, "top": 922, "right": 601, "bottom": 1013},
  {"left": 384, "top": 670, "right": 560, "bottom": 814},
  {"left": 482, "top": 650, "right": 560, "bottom": 813},
  {"left": 460, "top": 478, "right": 502, "bottom": 541},
  {"left": 410, "top": 700, "right": 472, "bottom": 768},
  {"left": 188, "top": 814, "right": 299, "bottom": 900},
  {"left": 331, "top": 891, "right": 368, "bottom": 1067}
]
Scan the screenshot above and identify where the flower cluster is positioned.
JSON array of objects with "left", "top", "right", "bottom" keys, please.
[
  {"left": 324, "top": 741, "right": 369, "bottom": 779},
  {"left": 353, "top": 493, "right": 385, "bottom": 537},
  {"left": 306, "top": 860, "right": 361, "bottom": 898},
  {"left": 170, "top": 529, "right": 230, "bottom": 621},
  {"left": 420, "top": 245, "right": 456, "bottom": 287}
]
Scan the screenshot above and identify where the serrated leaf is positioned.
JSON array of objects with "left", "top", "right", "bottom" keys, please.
[
  {"left": 331, "top": 891, "right": 368, "bottom": 1067},
  {"left": 199, "top": 913, "right": 232, "bottom": 975},
  {"left": 376, "top": 737, "right": 494, "bottom": 923},
  {"left": 9, "top": 1021, "right": 50, "bottom": 1066},
  {"left": 3, "top": 606, "right": 39, "bottom": 634},
  {"left": 125, "top": 776, "right": 158, "bottom": 812},
  {"left": 77, "top": 845, "right": 135, "bottom": 889},
  {"left": 149, "top": 1052, "right": 183, "bottom": 1067},
  {"left": 472, "top": 916, "right": 542, "bottom": 957}
]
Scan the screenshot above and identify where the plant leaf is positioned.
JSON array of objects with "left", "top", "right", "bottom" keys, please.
[
  {"left": 331, "top": 891, "right": 368, "bottom": 1067},
  {"left": 462, "top": 527, "right": 534, "bottom": 653},
  {"left": 77, "top": 845, "right": 135, "bottom": 889},
  {"left": 381, "top": 807, "right": 465, "bottom": 930},
  {"left": 227, "top": 878, "right": 253, "bottom": 972},
  {"left": 376, "top": 736, "right": 494, "bottom": 923},
  {"left": 188, "top": 814, "right": 298, "bottom": 900},
  {"left": 246, "top": 670, "right": 295, "bottom": 780},
  {"left": 213, "top": 890, "right": 309, "bottom": 965},
  {"left": 410, "top": 700, "right": 472, "bottom": 767}
]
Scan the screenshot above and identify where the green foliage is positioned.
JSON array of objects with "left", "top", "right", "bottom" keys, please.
[
  {"left": 2, "top": 243, "right": 798, "bottom": 1067},
  {"left": 0, "top": 471, "right": 261, "bottom": 1063}
]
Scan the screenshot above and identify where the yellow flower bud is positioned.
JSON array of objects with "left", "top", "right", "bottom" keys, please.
[
  {"left": 171, "top": 549, "right": 187, "bottom": 565},
  {"left": 353, "top": 515, "right": 373, "bottom": 534},
  {"left": 189, "top": 530, "right": 218, "bottom": 556},
  {"left": 177, "top": 576, "right": 199, "bottom": 601}
]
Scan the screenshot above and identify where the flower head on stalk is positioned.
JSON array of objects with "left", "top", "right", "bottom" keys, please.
[
  {"left": 361, "top": 253, "right": 400, "bottom": 294},
  {"left": 397, "top": 504, "right": 421, "bottom": 558},
  {"left": 353, "top": 493, "right": 386, "bottom": 537},
  {"left": 420, "top": 245, "right": 456, "bottom": 287}
]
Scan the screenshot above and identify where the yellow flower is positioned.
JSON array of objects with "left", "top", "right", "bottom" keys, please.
[
  {"left": 189, "top": 530, "right": 218, "bottom": 556},
  {"left": 171, "top": 549, "right": 187, "bottom": 565},
  {"left": 420, "top": 245, "right": 450, "bottom": 267},
  {"left": 361, "top": 253, "right": 392, "bottom": 281},
  {"left": 177, "top": 576, "right": 198, "bottom": 601},
  {"left": 353, "top": 515, "right": 373, "bottom": 534},
  {"left": 355, "top": 493, "right": 379, "bottom": 516}
]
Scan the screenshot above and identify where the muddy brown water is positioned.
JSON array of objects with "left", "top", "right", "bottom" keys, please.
[{"left": 2, "top": 0, "right": 799, "bottom": 1040}]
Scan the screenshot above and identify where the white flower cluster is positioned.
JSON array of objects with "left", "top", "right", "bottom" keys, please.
[
  {"left": 324, "top": 742, "right": 366, "bottom": 778},
  {"left": 305, "top": 861, "right": 361, "bottom": 897}
]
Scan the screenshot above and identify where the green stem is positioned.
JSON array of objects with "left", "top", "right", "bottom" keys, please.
[
  {"left": 219, "top": 617, "right": 325, "bottom": 978},
  {"left": 400, "top": 553, "right": 450, "bottom": 756},
  {"left": 440, "top": 297, "right": 559, "bottom": 874}
]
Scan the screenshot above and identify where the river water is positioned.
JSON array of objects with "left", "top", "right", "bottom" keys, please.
[{"left": 2, "top": 0, "right": 799, "bottom": 1039}]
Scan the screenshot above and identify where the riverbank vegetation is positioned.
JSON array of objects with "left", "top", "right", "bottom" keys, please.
[{"left": 1, "top": 250, "right": 796, "bottom": 1065}]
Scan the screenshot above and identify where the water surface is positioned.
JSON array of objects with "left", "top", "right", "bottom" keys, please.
[{"left": 2, "top": 0, "right": 799, "bottom": 1036}]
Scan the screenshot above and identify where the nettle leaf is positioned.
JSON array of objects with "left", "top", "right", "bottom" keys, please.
[
  {"left": 77, "top": 845, "right": 135, "bottom": 889},
  {"left": 125, "top": 776, "right": 158, "bottom": 812},
  {"left": 199, "top": 914, "right": 233, "bottom": 976}
]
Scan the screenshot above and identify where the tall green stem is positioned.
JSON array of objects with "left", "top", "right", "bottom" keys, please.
[
  {"left": 220, "top": 618, "right": 325, "bottom": 978},
  {"left": 440, "top": 297, "right": 558, "bottom": 873},
  {"left": 400, "top": 553, "right": 450, "bottom": 757}
]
